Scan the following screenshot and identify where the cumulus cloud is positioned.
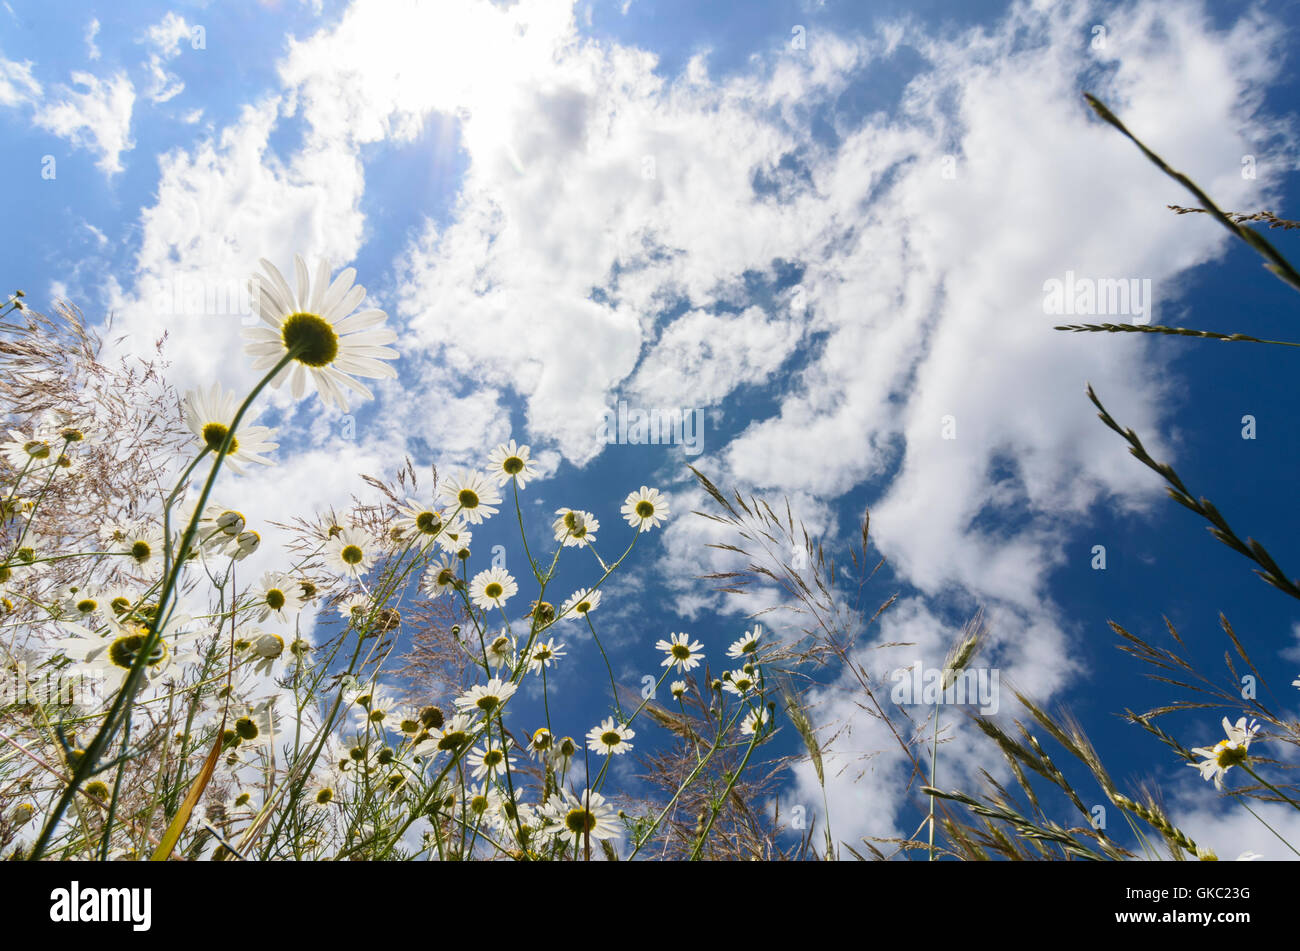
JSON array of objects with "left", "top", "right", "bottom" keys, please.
[{"left": 32, "top": 70, "right": 135, "bottom": 174}]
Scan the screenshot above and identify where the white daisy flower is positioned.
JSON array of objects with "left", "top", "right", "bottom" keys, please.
[
  {"left": 670, "top": 680, "right": 687, "bottom": 699},
  {"left": 1188, "top": 717, "right": 1261, "bottom": 790},
  {"left": 550, "top": 735, "right": 578, "bottom": 774},
  {"left": 545, "top": 787, "right": 620, "bottom": 850},
  {"left": 486, "top": 440, "right": 537, "bottom": 489},
  {"left": 1, "top": 427, "right": 55, "bottom": 469},
  {"left": 525, "top": 637, "right": 566, "bottom": 673},
  {"left": 485, "top": 630, "right": 517, "bottom": 671},
  {"left": 437, "top": 469, "right": 501, "bottom": 525},
  {"left": 394, "top": 497, "right": 447, "bottom": 542},
  {"left": 560, "top": 587, "right": 601, "bottom": 619},
  {"left": 740, "top": 707, "right": 768, "bottom": 736},
  {"left": 454, "top": 678, "right": 517, "bottom": 718},
  {"left": 656, "top": 632, "right": 704, "bottom": 672},
  {"left": 723, "top": 667, "right": 759, "bottom": 698},
  {"left": 59, "top": 584, "right": 104, "bottom": 622},
  {"left": 413, "top": 713, "right": 476, "bottom": 759},
  {"left": 243, "top": 255, "right": 399, "bottom": 412},
  {"left": 586, "top": 716, "right": 634, "bottom": 756},
  {"left": 324, "top": 526, "right": 377, "bottom": 579},
  {"left": 620, "top": 485, "right": 668, "bottom": 532},
  {"left": 552, "top": 508, "right": 598, "bottom": 547},
  {"left": 727, "top": 625, "right": 763, "bottom": 659},
  {"left": 466, "top": 743, "right": 514, "bottom": 781},
  {"left": 182, "top": 382, "right": 279, "bottom": 473},
  {"left": 337, "top": 593, "right": 370, "bottom": 623},
  {"left": 469, "top": 566, "right": 517, "bottom": 612},
  {"left": 421, "top": 555, "right": 462, "bottom": 598},
  {"left": 527, "top": 727, "right": 553, "bottom": 759},
  {"left": 252, "top": 570, "right": 303, "bottom": 623}
]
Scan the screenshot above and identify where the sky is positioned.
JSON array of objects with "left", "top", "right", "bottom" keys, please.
[{"left": 3, "top": 0, "right": 1300, "bottom": 858}]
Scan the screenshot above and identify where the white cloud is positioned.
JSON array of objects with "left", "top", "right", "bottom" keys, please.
[
  {"left": 33, "top": 70, "right": 135, "bottom": 174},
  {"left": 0, "top": 53, "right": 41, "bottom": 107},
  {"left": 85, "top": 18, "right": 101, "bottom": 61},
  {"left": 141, "top": 12, "right": 192, "bottom": 103}
]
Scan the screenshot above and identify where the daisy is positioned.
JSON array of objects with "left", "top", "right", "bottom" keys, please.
[
  {"left": 324, "top": 526, "right": 377, "bottom": 579},
  {"left": 586, "top": 717, "right": 634, "bottom": 756},
  {"left": 182, "top": 383, "right": 279, "bottom": 473},
  {"left": 1189, "top": 717, "right": 1261, "bottom": 790},
  {"left": 243, "top": 255, "right": 398, "bottom": 413},
  {"left": 485, "top": 631, "right": 517, "bottom": 671},
  {"left": 455, "top": 678, "right": 518, "bottom": 718},
  {"left": 552, "top": 508, "right": 598, "bottom": 547},
  {"left": 419, "top": 713, "right": 478, "bottom": 759},
  {"left": 486, "top": 440, "right": 537, "bottom": 489},
  {"left": 656, "top": 632, "right": 704, "bottom": 672},
  {"left": 118, "top": 522, "right": 165, "bottom": 573},
  {"left": 59, "top": 584, "right": 104, "bottom": 622},
  {"left": 437, "top": 469, "right": 501, "bottom": 525},
  {"left": 740, "top": 707, "right": 768, "bottom": 736},
  {"left": 545, "top": 787, "right": 620, "bottom": 851},
  {"left": 620, "top": 486, "right": 669, "bottom": 532},
  {"left": 421, "top": 555, "right": 462, "bottom": 598},
  {"left": 394, "top": 498, "right": 447, "bottom": 542},
  {"left": 560, "top": 587, "right": 601, "bottom": 619},
  {"left": 551, "top": 735, "right": 578, "bottom": 774},
  {"left": 189, "top": 504, "right": 248, "bottom": 556},
  {"left": 670, "top": 680, "right": 687, "bottom": 700},
  {"left": 252, "top": 570, "right": 303, "bottom": 623},
  {"left": 246, "top": 630, "right": 286, "bottom": 676},
  {"left": 727, "top": 625, "right": 763, "bottom": 659},
  {"left": 525, "top": 637, "right": 566, "bottom": 673},
  {"left": 527, "top": 727, "right": 553, "bottom": 759},
  {"left": 346, "top": 683, "right": 400, "bottom": 730},
  {"left": 469, "top": 566, "right": 517, "bottom": 612},
  {"left": 466, "top": 742, "right": 514, "bottom": 781},
  {"left": 723, "top": 667, "right": 759, "bottom": 698},
  {"left": 337, "top": 593, "right": 370, "bottom": 623},
  {"left": 1, "top": 427, "right": 54, "bottom": 469}
]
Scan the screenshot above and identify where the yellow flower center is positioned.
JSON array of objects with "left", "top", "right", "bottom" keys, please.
[{"left": 281, "top": 312, "right": 339, "bottom": 367}]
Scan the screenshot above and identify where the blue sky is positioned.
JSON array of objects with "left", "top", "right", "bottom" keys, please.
[{"left": 4, "top": 0, "right": 1300, "bottom": 857}]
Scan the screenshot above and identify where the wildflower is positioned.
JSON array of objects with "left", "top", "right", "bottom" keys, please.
[
  {"left": 545, "top": 787, "right": 620, "bottom": 850},
  {"left": 727, "top": 625, "right": 762, "bottom": 659},
  {"left": 723, "top": 667, "right": 759, "bottom": 698},
  {"left": 437, "top": 469, "right": 501, "bottom": 525},
  {"left": 1, "top": 427, "right": 54, "bottom": 468},
  {"left": 252, "top": 570, "right": 303, "bottom": 623},
  {"left": 466, "top": 742, "right": 514, "bottom": 781},
  {"left": 560, "top": 587, "right": 600, "bottom": 619},
  {"left": 421, "top": 555, "right": 461, "bottom": 598},
  {"left": 656, "top": 632, "right": 704, "bottom": 672},
  {"left": 455, "top": 678, "right": 518, "bottom": 718},
  {"left": 395, "top": 498, "right": 446, "bottom": 541},
  {"left": 670, "top": 680, "right": 687, "bottom": 699},
  {"left": 324, "top": 526, "right": 377, "bottom": 579},
  {"left": 337, "top": 593, "right": 370, "bottom": 623},
  {"left": 586, "top": 717, "right": 634, "bottom": 756},
  {"left": 118, "top": 522, "right": 165, "bottom": 572},
  {"left": 1189, "top": 717, "right": 1261, "bottom": 790},
  {"left": 527, "top": 727, "right": 553, "bottom": 758},
  {"left": 413, "top": 713, "right": 476, "bottom": 758},
  {"left": 182, "top": 383, "right": 279, "bottom": 473},
  {"left": 486, "top": 440, "right": 537, "bottom": 489},
  {"left": 526, "top": 637, "right": 566, "bottom": 673},
  {"left": 243, "top": 255, "right": 398, "bottom": 412},
  {"left": 740, "top": 707, "right": 768, "bottom": 736},
  {"left": 485, "top": 631, "right": 517, "bottom": 670},
  {"left": 59, "top": 584, "right": 103, "bottom": 621},
  {"left": 469, "top": 566, "right": 517, "bottom": 612},
  {"left": 552, "top": 508, "right": 598, "bottom": 547},
  {"left": 551, "top": 735, "right": 577, "bottom": 773},
  {"left": 620, "top": 485, "right": 668, "bottom": 532}
]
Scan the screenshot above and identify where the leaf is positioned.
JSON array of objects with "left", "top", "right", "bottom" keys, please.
[{"left": 151, "top": 716, "right": 224, "bottom": 861}]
